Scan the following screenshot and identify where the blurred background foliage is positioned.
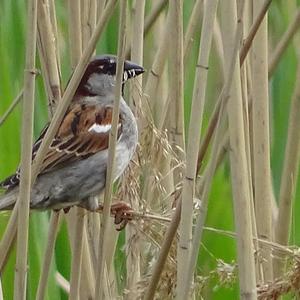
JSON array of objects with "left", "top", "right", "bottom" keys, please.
[{"left": 0, "top": 1, "right": 299, "bottom": 299}]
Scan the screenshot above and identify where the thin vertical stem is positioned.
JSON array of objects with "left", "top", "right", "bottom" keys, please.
[
  {"left": 179, "top": 2, "right": 219, "bottom": 297},
  {"left": 14, "top": 0, "right": 38, "bottom": 298},
  {"left": 94, "top": 1, "right": 127, "bottom": 299},
  {"left": 36, "top": 212, "right": 61, "bottom": 300},
  {"left": 252, "top": 0, "right": 273, "bottom": 281},
  {"left": 169, "top": 1, "right": 185, "bottom": 298},
  {"left": 125, "top": 1, "right": 145, "bottom": 298},
  {"left": 221, "top": 0, "right": 257, "bottom": 298}
]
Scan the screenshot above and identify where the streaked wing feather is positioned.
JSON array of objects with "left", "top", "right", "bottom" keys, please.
[
  {"left": 0, "top": 102, "right": 122, "bottom": 188},
  {"left": 40, "top": 103, "right": 122, "bottom": 174}
]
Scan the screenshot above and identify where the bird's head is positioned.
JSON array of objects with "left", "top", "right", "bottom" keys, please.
[{"left": 77, "top": 55, "right": 144, "bottom": 97}]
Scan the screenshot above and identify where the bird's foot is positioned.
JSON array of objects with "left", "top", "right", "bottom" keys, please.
[
  {"left": 95, "top": 201, "right": 133, "bottom": 231},
  {"left": 111, "top": 201, "right": 133, "bottom": 231}
]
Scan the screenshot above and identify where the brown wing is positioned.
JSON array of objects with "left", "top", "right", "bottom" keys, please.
[
  {"left": 40, "top": 103, "right": 123, "bottom": 173},
  {"left": 0, "top": 103, "right": 122, "bottom": 189}
]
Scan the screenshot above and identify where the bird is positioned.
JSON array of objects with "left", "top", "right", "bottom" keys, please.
[{"left": 0, "top": 54, "right": 144, "bottom": 226}]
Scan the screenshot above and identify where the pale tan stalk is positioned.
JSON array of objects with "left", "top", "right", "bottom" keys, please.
[
  {"left": 49, "top": 0, "right": 61, "bottom": 70},
  {"left": 69, "top": 208, "right": 85, "bottom": 300},
  {"left": 144, "top": 12, "right": 170, "bottom": 118},
  {"left": 269, "top": 9, "right": 300, "bottom": 77},
  {"left": 37, "top": 0, "right": 61, "bottom": 110},
  {"left": 94, "top": 2, "right": 127, "bottom": 299},
  {"left": 125, "top": 1, "right": 145, "bottom": 299},
  {"left": 79, "top": 223, "right": 96, "bottom": 299},
  {"left": 80, "top": 0, "right": 100, "bottom": 285},
  {"left": 35, "top": 2, "right": 63, "bottom": 299},
  {"left": 213, "top": 18, "right": 225, "bottom": 79},
  {"left": 82, "top": 0, "right": 97, "bottom": 49},
  {"left": 125, "top": 0, "right": 167, "bottom": 57},
  {"left": 220, "top": 0, "right": 257, "bottom": 298},
  {"left": 183, "top": 0, "right": 203, "bottom": 61},
  {"left": 80, "top": 2, "right": 99, "bottom": 297},
  {"left": 168, "top": 3, "right": 185, "bottom": 296},
  {"left": 252, "top": 0, "right": 273, "bottom": 281},
  {"left": 97, "top": 0, "right": 106, "bottom": 17},
  {"left": 0, "top": 90, "right": 23, "bottom": 126},
  {"left": 144, "top": 0, "right": 168, "bottom": 36},
  {"left": 168, "top": 0, "right": 184, "bottom": 151},
  {"left": 177, "top": 1, "right": 219, "bottom": 298},
  {"left": 68, "top": 0, "right": 82, "bottom": 68},
  {"left": 275, "top": 64, "right": 300, "bottom": 275},
  {"left": 14, "top": 0, "right": 38, "bottom": 298},
  {"left": 240, "top": 0, "right": 272, "bottom": 64},
  {"left": 67, "top": 2, "right": 86, "bottom": 298},
  {"left": 36, "top": 212, "right": 61, "bottom": 300}
]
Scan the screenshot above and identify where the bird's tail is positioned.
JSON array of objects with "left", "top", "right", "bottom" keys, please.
[{"left": 0, "top": 189, "right": 17, "bottom": 210}]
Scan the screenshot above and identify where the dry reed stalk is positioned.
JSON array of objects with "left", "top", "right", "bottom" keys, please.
[
  {"left": 241, "top": 53, "right": 264, "bottom": 281},
  {"left": 183, "top": 0, "right": 203, "bottom": 61},
  {"left": 269, "top": 9, "right": 300, "bottom": 77},
  {"left": 125, "top": 0, "right": 168, "bottom": 58},
  {"left": 37, "top": 0, "right": 61, "bottom": 111},
  {"left": 81, "top": 0, "right": 97, "bottom": 50},
  {"left": 78, "top": 224, "right": 97, "bottom": 299},
  {"left": 252, "top": 0, "right": 274, "bottom": 281},
  {"left": 48, "top": 0, "right": 61, "bottom": 70},
  {"left": 178, "top": 1, "right": 219, "bottom": 298},
  {"left": 94, "top": 1, "right": 127, "bottom": 298},
  {"left": 144, "top": 12, "right": 170, "bottom": 119},
  {"left": 68, "top": 0, "right": 82, "bottom": 68},
  {"left": 13, "top": 0, "right": 38, "bottom": 298},
  {"left": 186, "top": 103, "right": 227, "bottom": 299},
  {"left": 275, "top": 64, "right": 300, "bottom": 276},
  {"left": 212, "top": 18, "right": 225, "bottom": 79},
  {"left": 125, "top": 1, "right": 145, "bottom": 299},
  {"left": 34, "top": 1, "right": 63, "bottom": 298},
  {"left": 36, "top": 212, "right": 61, "bottom": 300},
  {"left": 240, "top": 0, "right": 273, "bottom": 64},
  {"left": 0, "top": 90, "right": 23, "bottom": 126},
  {"left": 66, "top": 3, "right": 86, "bottom": 298},
  {"left": 220, "top": 0, "right": 257, "bottom": 298},
  {"left": 167, "top": 3, "right": 186, "bottom": 297},
  {"left": 97, "top": 0, "right": 106, "bottom": 18},
  {"left": 68, "top": 209, "right": 85, "bottom": 300},
  {"left": 80, "top": 0, "right": 100, "bottom": 285},
  {"left": 144, "top": 0, "right": 168, "bottom": 37}
]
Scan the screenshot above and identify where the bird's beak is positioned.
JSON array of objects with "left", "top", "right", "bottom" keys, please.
[{"left": 124, "top": 60, "right": 145, "bottom": 79}]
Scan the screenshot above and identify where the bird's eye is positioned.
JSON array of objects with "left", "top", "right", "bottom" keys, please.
[{"left": 99, "top": 61, "right": 116, "bottom": 75}]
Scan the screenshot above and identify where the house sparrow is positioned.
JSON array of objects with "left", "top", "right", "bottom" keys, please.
[{"left": 0, "top": 55, "right": 144, "bottom": 224}]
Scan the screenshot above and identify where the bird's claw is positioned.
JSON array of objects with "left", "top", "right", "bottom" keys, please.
[{"left": 110, "top": 201, "right": 133, "bottom": 231}]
